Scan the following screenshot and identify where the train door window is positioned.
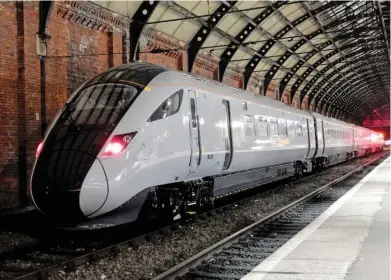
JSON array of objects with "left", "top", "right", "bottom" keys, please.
[
  {"left": 295, "top": 122, "right": 303, "bottom": 137},
  {"left": 279, "top": 120, "right": 288, "bottom": 136},
  {"left": 269, "top": 120, "right": 278, "bottom": 137},
  {"left": 190, "top": 98, "right": 197, "bottom": 128},
  {"left": 258, "top": 117, "right": 268, "bottom": 137},
  {"left": 288, "top": 122, "right": 295, "bottom": 138},
  {"left": 242, "top": 101, "right": 248, "bottom": 111},
  {"left": 244, "top": 115, "right": 255, "bottom": 137}
]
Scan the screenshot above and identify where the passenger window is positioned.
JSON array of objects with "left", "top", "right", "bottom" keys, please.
[
  {"left": 258, "top": 117, "right": 268, "bottom": 137},
  {"left": 269, "top": 120, "right": 278, "bottom": 137},
  {"left": 244, "top": 115, "right": 255, "bottom": 137},
  {"left": 279, "top": 120, "right": 288, "bottom": 136},
  {"left": 295, "top": 123, "right": 303, "bottom": 137}
]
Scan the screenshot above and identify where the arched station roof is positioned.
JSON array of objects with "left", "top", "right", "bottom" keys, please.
[{"left": 91, "top": 0, "right": 390, "bottom": 123}]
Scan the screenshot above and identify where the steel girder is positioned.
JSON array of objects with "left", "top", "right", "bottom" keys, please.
[
  {"left": 376, "top": 1, "right": 390, "bottom": 57},
  {"left": 337, "top": 76, "right": 389, "bottom": 112},
  {"left": 264, "top": 2, "right": 345, "bottom": 98},
  {"left": 290, "top": 36, "right": 385, "bottom": 105},
  {"left": 290, "top": 37, "right": 388, "bottom": 102},
  {"left": 310, "top": 48, "right": 389, "bottom": 110},
  {"left": 243, "top": 2, "right": 345, "bottom": 90},
  {"left": 320, "top": 59, "right": 389, "bottom": 110},
  {"left": 218, "top": 0, "right": 287, "bottom": 82},
  {"left": 318, "top": 72, "right": 386, "bottom": 112},
  {"left": 322, "top": 76, "right": 386, "bottom": 116},
  {"left": 305, "top": 46, "right": 387, "bottom": 106},
  {"left": 159, "top": 0, "right": 302, "bottom": 83},
  {"left": 242, "top": 10, "right": 379, "bottom": 92},
  {"left": 320, "top": 76, "right": 387, "bottom": 118},
  {"left": 187, "top": 1, "right": 237, "bottom": 73},
  {"left": 301, "top": 2, "right": 376, "bottom": 106},
  {"left": 130, "top": 1, "right": 159, "bottom": 61}
]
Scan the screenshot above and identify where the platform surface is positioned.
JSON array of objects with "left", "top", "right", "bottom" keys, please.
[{"left": 241, "top": 156, "right": 391, "bottom": 280}]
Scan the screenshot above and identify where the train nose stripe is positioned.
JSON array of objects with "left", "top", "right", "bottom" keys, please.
[{"left": 79, "top": 158, "right": 109, "bottom": 217}]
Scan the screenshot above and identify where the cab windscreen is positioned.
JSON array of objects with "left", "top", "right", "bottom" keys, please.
[{"left": 148, "top": 89, "right": 183, "bottom": 122}]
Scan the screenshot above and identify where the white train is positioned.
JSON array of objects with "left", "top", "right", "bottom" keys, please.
[{"left": 30, "top": 62, "right": 384, "bottom": 229}]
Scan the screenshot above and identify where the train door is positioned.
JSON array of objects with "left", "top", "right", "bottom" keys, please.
[
  {"left": 188, "top": 90, "right": 201, "bottom": 174},
  {"left": 305, "top": 119, "right": 311, "bottom": 158},
  {"left": 321, "top": 120, "right": 326, "bottom": 155},
  {"left": 221, "top": 100, "right": 233, "bottom": 170},
  {"left": 306, "top": 118, "right": 316, "bottom": 159}
]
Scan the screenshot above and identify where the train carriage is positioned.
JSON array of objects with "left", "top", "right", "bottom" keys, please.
[{"left": 30, "top": 62, "right": 383, "bottom": 229}]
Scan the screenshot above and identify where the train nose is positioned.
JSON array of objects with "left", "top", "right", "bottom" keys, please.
[
  {"left": 31, "top": 150, "right": 108, "bottom": 222},
  {"left": 79, "top": 160, "right": 109, "bottom": 217}
]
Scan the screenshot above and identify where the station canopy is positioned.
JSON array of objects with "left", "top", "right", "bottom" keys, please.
[{"left": 92, "top": 0, "right": 390, "bottom": 122}]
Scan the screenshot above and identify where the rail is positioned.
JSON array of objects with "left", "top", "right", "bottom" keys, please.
[{"left": 151, "top": 152, "right": 388, "bottom": 280}]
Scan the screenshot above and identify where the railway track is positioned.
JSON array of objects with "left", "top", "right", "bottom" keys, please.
[
  {"left": 151, "top": 152, "right": 388, "bottom": 280},
  {"left": 0, "top": 152, "right": 388, "bottom": 280}
]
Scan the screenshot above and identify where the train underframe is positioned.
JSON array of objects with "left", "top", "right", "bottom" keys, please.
[{"left": 141, "top": 148, "right": 383, "bottom": 222}]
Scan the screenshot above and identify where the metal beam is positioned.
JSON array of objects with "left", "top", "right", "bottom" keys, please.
[
  {"left": 218, "top": 1, "right": 285, "bottom": 82},
  {"left": 299, "top": 2, "right": 376, "bottom": 109},
  {"left": 310, "top": 47, "right": 388, "bottom": 108},
  {"left": 187, "top": 1, "right": 236, "bottom": 73},
  {"left": 159, "top": 1, "right": 303, "bottom": 83},
  {"left": 305, "top": 47, "right": 387, "bottom": 106},
  {"left": 321, "top": 62, "right": 389, "bottom": 109},
  {"left": 130, "top": 1, "right": 159, "bottom": 61},
  {"left": 320, "top": 77, "right": 387, "bottom": 118},
  {"left": 376, "top": 1, "right": 390, "bottom": 57},
  {"left": 243, "top": 2, "right": 343, "bottom": 90}
]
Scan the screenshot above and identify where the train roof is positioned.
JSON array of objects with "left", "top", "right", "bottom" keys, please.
[
  {"left": 91, "top": 62, "right": 374, "bottom": 129},
  {"left": 309, "top": 112, "right": 353, "bottom": 127},
  {"left": 158, "top": 70, "right": 313, "bottom": 119}
]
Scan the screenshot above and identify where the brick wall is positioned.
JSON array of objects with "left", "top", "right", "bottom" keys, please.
[
  {"left": 0, "top": 2, "right": 19, "bottom": 208},
  {"left": 0, "top": 1, "right": 127, "bottom": 209}
]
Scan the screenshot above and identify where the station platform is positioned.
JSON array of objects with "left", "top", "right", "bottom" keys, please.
[{"left": 241, "top": 156, "right": 390, "bottom": 280}]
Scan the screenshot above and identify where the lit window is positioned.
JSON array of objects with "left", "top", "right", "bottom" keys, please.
[{"left": 244, "top": 115, "right": 255, "bottom": 137}]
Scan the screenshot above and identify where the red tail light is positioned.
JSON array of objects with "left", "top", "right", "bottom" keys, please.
[
  {"left": 36, "top": 141, "right": 44, "bottom": 158},
  {"left": 101, "top": 132, "right": 137, "bottom": 158}
]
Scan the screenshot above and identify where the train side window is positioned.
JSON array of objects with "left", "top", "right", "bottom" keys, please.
[
  {"left": 288, "top": 122, "right": 295, "bottom": 138},
  {"left": 148, "top": 89, "right": 184, "bottom": 122},
  {"left": 295, "top": 123, "right": 303, "bottom": 137},
  {"left": 244, "top": 115, "right": 255, "bottom": 137},
  {"left": 279, "top": 120, "right": 288, "bottom": 136},
  {"left": 258, "top": 117, "right": 268, "bottom": 137},
  {"left": 269, "top": 120, "right": 278, "bottom": 137}
]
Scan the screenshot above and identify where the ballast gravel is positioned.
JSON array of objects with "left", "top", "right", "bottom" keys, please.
[
  {"left": 41, "top": 153, "right": 385, "bottom": 280},
  {"left": 0, "top": 231, "right": 35, "bottom": 254}
]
